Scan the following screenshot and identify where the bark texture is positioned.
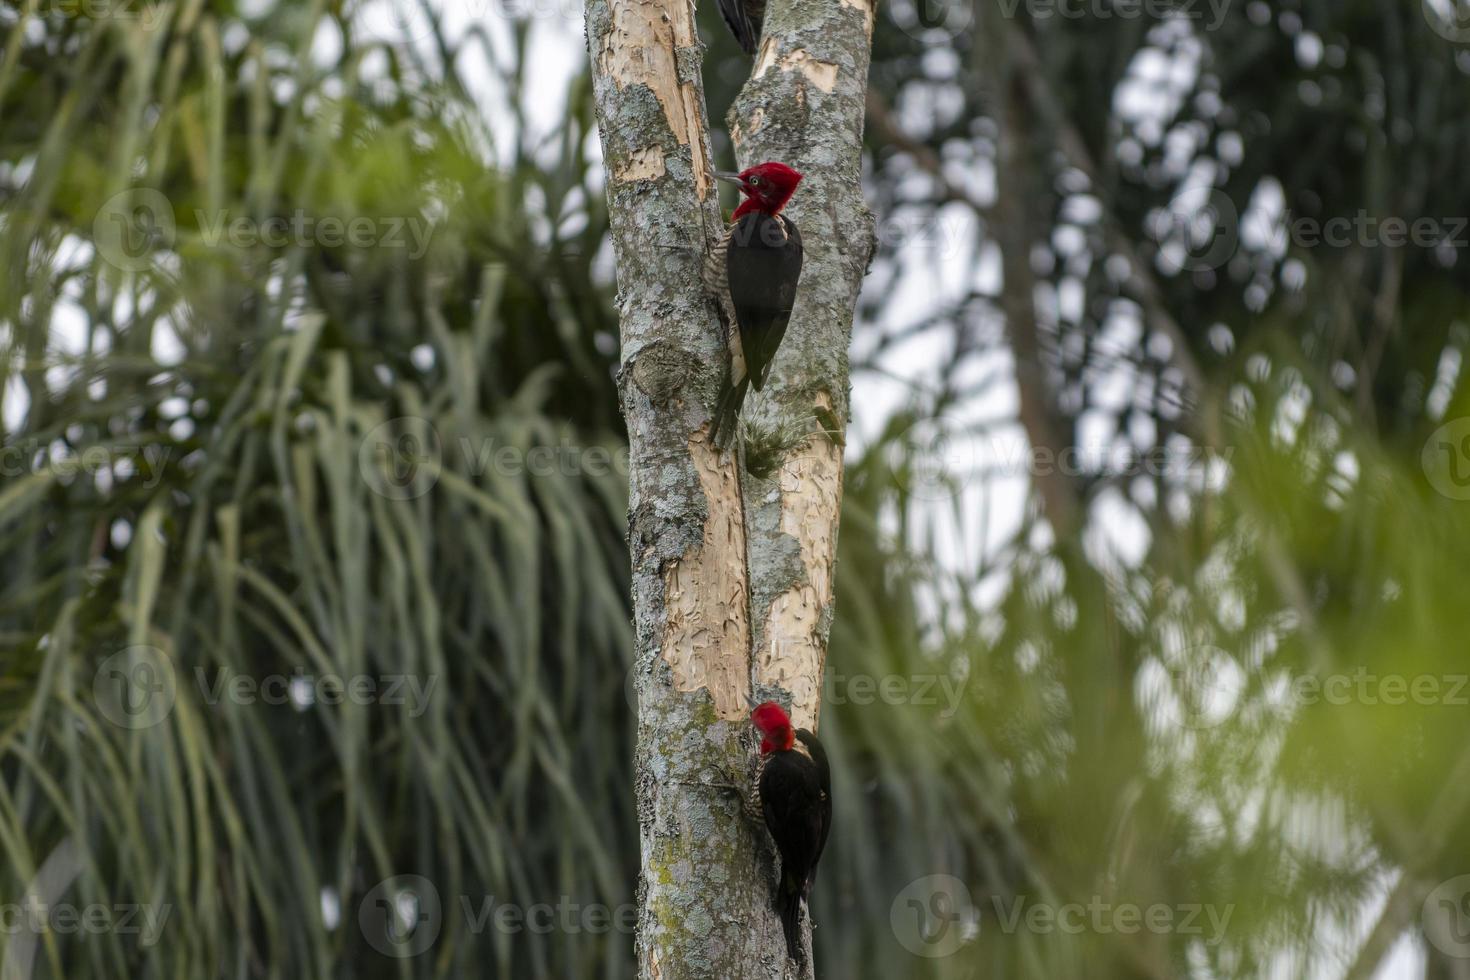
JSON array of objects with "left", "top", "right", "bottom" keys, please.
[{"left": 584, "top": 0, "right": 874, "bottom": 972}]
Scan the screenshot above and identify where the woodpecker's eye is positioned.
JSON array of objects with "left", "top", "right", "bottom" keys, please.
[{"left": 749, "top": 176, "right": 763, "bottom": 186}]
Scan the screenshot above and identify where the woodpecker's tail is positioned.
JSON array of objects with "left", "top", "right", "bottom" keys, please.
[
  {"left": 710, "top": 375, "right": 749, "bottom": 450},
  {"left": 778, "top": 871, "right": 806, "bottom": 965}
]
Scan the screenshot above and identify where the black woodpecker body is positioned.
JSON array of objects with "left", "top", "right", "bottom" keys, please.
[
  {"left": 750, "top": 700, "right": 832, "bottom": 965},
  {"left": 717, "top": 0, "right": 766, "bottom": 54},
  {"left": 705, "top": 162, "right": 804, "bottom": 449}
]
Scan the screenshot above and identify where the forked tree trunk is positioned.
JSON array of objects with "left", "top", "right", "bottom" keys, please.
[{"left": 582, "top": 0, "right": 875, "bottom": 973}]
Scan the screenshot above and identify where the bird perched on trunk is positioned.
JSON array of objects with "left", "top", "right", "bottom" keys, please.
[
  {"left": 749, "top": 700, "right": 831, "bottom": 966},
  {"left": 717, "top": 0, "right": 766, "bottom": 54},
  {"left": 705, "top": 162, "right": 804, "bottom": 449}
]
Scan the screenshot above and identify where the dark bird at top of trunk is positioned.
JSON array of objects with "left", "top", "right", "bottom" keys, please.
[{"left": 717, "top": 0, "right": 767, "bottom": 54}]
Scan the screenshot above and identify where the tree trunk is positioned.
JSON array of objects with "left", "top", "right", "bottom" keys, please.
[{"left": 582, "top": 0, "right": 875, "bottom": 973}]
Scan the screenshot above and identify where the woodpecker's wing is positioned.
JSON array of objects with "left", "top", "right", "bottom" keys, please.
[
  {"left": 726, "top": 212, "right": 803, "bottom": 393},
  {"left": 717, "top": 0, "right": 758, "bottom": 54},
  {"left": 795, "top": 728, "right": 832, "bottom": 887},
  {"left": 760, "top": 734, "right": 830, "bottom": 895}
]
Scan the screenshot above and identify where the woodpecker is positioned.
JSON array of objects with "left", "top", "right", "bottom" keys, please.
[
  {"left": 749, "top": 700, "right": 831, "bottom": 966},
  {"left": 705, "top": 162, "right": 804, "bottom": 448},
  {"left": 717, "top": 0, "right": 766, "bottom": 54}
]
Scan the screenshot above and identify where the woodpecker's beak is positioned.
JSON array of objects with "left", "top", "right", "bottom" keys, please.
[
  {"left": 713, "top": 171, "right": 745, "bottom": 187},
  {"left": 744, "top": 692, "right": 759, "bottom": 708}
]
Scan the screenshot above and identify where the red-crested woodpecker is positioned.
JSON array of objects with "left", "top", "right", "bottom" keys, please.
[
  {"left": 705, "top": 162, "right": 804, "bottom": 449},
  {"left": 749, "top": 700, "right": 831, "bottom": 965}
]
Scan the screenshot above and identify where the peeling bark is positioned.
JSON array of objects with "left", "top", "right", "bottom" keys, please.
[
  {"left": 585, "top": 0, "right": 873, "bottom": 970},
  {"left": 752, "top": 396, "right": 844, "bottom": 731},
  {"left": 661, "top": 433, "right": 752, "bottom": 722}
]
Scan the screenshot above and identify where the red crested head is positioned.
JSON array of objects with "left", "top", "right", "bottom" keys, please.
[
  {"left": 750, "top": 700, "right": 796, "bottom": 754},
  {"left": 714, "top": 162, "right": 803, "bottom": 220}
]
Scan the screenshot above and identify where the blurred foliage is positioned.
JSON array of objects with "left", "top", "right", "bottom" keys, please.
[{"left": 2, "top": 0, "right": 1470, "bottom": 979}]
